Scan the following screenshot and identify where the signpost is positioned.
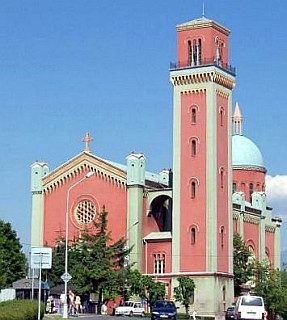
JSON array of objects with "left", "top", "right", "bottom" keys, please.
[{"left": 31, "top": 247, "right": 52, "bottom": 320}]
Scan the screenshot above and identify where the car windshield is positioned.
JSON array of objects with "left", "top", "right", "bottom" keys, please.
[
  {"left": 227, "top": 307, "right": 235, "bottom": 311},
  {"left": 241, "top": 297, "right": 263, "bottom": 306},
  {"left": 154, "top": 301, "right": 175, "bottom": 308},
  {"left": 124, "top": 302, "right": 133, "bottom": 307}
]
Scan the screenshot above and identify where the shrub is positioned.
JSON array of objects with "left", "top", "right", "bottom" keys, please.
[{"left": 0, "top": 299, "right": 44, "bottom": 320}]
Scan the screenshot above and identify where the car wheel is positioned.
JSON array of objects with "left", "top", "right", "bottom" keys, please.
[
  {"left": 141, "top": 312, "right": 145, "bottom": 317},
  {"left": 130, "top": 311, "right": 133, "bottom": 317}
]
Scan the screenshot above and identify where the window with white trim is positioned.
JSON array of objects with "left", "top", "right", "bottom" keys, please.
[{"left": 153, "top": 253, "right": 165, "bottom": 274}]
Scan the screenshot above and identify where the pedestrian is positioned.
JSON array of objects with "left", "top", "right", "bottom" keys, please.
[
  {"left": 68, "top": 290, "right": 76, "bottom": 315},
  {"left": 59, "top": 291, "right": 65, "bottom": 314},
  {"left": 101, "top": 302, "right": 107, "bottom": 315},
  {"left": 75, "top": 295, "right": 81, "bottom": 314}
]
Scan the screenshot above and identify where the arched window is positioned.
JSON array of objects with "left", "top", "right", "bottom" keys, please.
[
  {"left": 232, "top": 182, "right": 237, "bottom": 194},
  {"left": 154, "top": 253, "right": 165, "bottom": 274},
  {"left": 241, "top": 182, "right": 246, "bottom": 193},
  {"left": 191, "top": 140, "right": 197, "bottom": 157},
  {"left": 188, "top": 40, "right": 192, "bottom": 65},
  {"left": 191, "top": 182, "right": 196, "bottom": 198},
  {"left": 191, "top": 181, "right": 196, "bottom": 199},
  {"left": 256, "top": 183, "right": 260, "bottom": 191},
  {"left": 249, "top": 183, "right": 254, "bottom": 202},
  {"left": 191, "top": 108, "right": 197, "bottom": 124},
  {"left": 198, "top": 38, "right": 202, "bottom": 64},
  {"left": 220, "top": 227, "right": 224, "bottom": 248},
  {"left": 191, "top": 228, "right": 196, "bottom": 245},
  {"left": 220, "top": 108, "right": 224, "bottom": 126},
  {"left": 220, "top": 168, "right": 224, "bottom": 188}
]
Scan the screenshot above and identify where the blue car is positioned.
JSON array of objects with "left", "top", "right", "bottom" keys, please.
[{"left": 151, "top": 301, "right": 177, "bottom": 320}]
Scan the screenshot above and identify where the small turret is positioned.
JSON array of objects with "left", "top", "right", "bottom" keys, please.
[
  {"left": 30, "top": 161, "right": 49, "bottom": 247},
  {"left": 252, "top": 192, "right": 266, "bottom": 210},
  {"left": 159, "top": 169, "right": 169, "bottom": 186},
  {"left": 126, "top": 152, "right": 145, "bottom": 186},
  {"left": 31, "top": 161, "right": 49, "bottom": 192}
]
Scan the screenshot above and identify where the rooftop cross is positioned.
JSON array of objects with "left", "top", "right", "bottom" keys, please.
[{"left": 82, "top": 132, "right": 94, "bottom": 153}]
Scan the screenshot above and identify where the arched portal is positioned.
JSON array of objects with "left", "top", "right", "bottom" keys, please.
[{"left": 149, "top": 195, "right": 172, "bottom": 232}]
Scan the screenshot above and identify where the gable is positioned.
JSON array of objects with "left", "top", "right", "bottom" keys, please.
[{"left": 42, "top": 152, "right": 127, "bottom": 194}]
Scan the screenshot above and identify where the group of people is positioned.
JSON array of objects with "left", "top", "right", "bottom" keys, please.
[
  {"left": 46, "top": 290, "right": 82, "bottom": 315},
  {"left": 67, "top": 290, "right": 82, "bottom": 315}
]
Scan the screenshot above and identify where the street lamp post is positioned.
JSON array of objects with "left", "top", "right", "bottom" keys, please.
[{"left": 62, "top": 171, "right": 94, "bottom": 319}]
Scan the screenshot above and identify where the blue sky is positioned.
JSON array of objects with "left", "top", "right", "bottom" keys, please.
[{"left": 0, "top": 0, "right": 286, "bottom": 256}]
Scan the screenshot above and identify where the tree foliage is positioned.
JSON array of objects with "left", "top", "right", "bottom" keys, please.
[
  {"left": 0, "top": 220, "right": 26, "bottom": 288},
  {"left": 253, "top": 262, "right": 287, "bottom": 317},
  {"left": 233, "top": 233, "right": 253, "bottom": 296},
  {"left": 127, "top": 269, "right": 165, "bottom": 307},
  {"left": 48, "top": 206, "right": 129, "bottom": 301},
  {"left": 174, "top": 276, "right": 195, "bottom": 315}
]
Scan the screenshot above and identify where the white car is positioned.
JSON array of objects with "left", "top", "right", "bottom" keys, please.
[
  {"left": 234, "top": 295, "right": 266, "bottom": 320},
  {"left": 115, "top": 301, "right": 145, "bottom": 317}
]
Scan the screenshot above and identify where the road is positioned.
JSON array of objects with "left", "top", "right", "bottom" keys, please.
[{"left": 44, "top": 315, "right": 147, "bottom": 320}]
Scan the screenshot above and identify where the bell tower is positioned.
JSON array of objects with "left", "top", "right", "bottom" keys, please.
[{"left": 170, "top": 17, "right": 236, "bottom": 315}]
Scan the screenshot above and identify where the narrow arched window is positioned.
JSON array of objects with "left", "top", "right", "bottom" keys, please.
[
  {"left": 257, "top": 183, "right": 260, "bottom": 191},
  {"left": 188, "top": 40, "right": 193, "bottom": 66},
  {"left": 191, "top": 140, "right": 197, "bottom": 157},
  {"left": 198, "top": 38, "right": 202, "bottom": 64},
  {"left": 220, "top": 169, "right": 224, "bottom": 188},
  {"left": 249, "top": 183, "right": 254, "bottom": 202},
  {"left": 241, "top": 182, "right": 246, "bottom": 193},
  {"left": 191, "top": 228, "right": 196, "bottom": 245},
  {"left": 191, "top": 108, "right": 196, "bottom": 124},
  {"left": 232, "top": 182, "right": 237, "bottom": 194},
  {"left": 220, "top": 108, "right": 224, "bottom": 126},
  {"left": 220, "top": 227, "right": 224, "bottom": 248},
  {"left": 191, "top": 182, "right": 196, "bottom": 198}
]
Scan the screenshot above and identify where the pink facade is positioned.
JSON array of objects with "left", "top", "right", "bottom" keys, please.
[
  {"left": 42, "top": 159, "right": 127, "bottom": 247},
  {"left": 265, "top": 230, "right": 275, "bottom": 265},
  {"left": 233, "top": 169, "right": 265, "bottom": 202},
  {"left": 180, "top": 92, "right": 207, "bottom": 272},
  {"left": 216, "top": 94, "right": 229, "bottom": 273},
  {"left": 244, "top": 221, "right": 260, "bottom": 259},
  {"left": 177, "top": 23, "right": 229, "bottom": 66},
  {"left": 143, "top": 241, "right": 172, "bottom": 275}
]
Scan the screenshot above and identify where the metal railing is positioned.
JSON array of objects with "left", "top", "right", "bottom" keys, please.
[{"left": 170, "top": 58, "right": 236, "bottom": 76}]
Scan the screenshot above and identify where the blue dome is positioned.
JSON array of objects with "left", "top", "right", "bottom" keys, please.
[{"left": 232, "top": 135, "right": 265, "bottom": 169}]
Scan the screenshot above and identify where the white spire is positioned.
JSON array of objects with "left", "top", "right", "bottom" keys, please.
[{"left": 232, "top": 102, "right": 243, "bottom": 135}]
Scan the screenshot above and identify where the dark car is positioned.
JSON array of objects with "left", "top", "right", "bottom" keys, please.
[
  {"left": 225, "top": 306, "right": 235, "bottom": 320},
  {"left": 151, "top": 300, "right": 177, "bottom": 320}
]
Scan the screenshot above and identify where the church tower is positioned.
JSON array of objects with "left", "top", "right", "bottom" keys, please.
[{"left": 170, "top": 17, "right": 236, "bottom": 314}]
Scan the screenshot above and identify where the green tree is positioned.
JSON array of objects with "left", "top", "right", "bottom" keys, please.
[
  {"left": 174, "top": 276, "right": 195, "bottom": 316},
  {"left": 253, "top": 263, "right": 287, "bottom": 318},
  {"left": 46, "top": 237, "right": 65, "bottom": 287},
  {"left": 69, "top": 207, "right": 129, "bottom": 298},
  {"left": 128, "top": 269, "right": 165, "bottom": 307},
  {"left": 0, "top": 220, "right": 26, "bottom": 288},
  {"left": 233, "top": 233, "right": 253, "bottom": 296},
  {"left": 47, "top": 206, "right": 130, "bottom": 313}
]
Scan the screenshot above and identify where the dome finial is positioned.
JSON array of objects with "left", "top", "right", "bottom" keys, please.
[{"left": 232, "top": 102, "right": 243, "bottom": 135}]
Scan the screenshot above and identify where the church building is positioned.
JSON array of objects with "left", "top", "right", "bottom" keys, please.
[{"left": 30, "top": 16, "right": 282, "bottom": 317}]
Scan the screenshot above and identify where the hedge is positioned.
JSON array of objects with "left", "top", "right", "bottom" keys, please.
[{"left": 0, "top": 299, "right": 44, "bottom": 320}]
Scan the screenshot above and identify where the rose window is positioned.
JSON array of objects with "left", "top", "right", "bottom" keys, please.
[{"left": 75, "top": 200, "right": 96, "bottom": 225}]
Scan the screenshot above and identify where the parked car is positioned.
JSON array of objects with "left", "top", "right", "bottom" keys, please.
[
  {"left": 151, "top": 300, "right": 177, "bottom": 320},
  {"left": 225, "top": 306, "right": 235, "bottom": 320},
  {"left": 115, "top": 301, "right": 145, "bottom": 317},
  {"left": 234, "top": 295, "right": 266, "bottom": 320}
]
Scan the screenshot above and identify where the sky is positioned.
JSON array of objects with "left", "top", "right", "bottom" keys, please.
[{"left": 0, "top": 0, "right": 286, "bottom": 257}]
